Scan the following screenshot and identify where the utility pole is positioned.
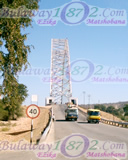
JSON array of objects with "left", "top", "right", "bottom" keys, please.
[
  {"left": 88, "top": 94, "right": 91, "bottom": 109},
  {"left": 113, "top": 109, "right": 114, "bottom": 121},
  {"left": 83, "top": 91, "right": 85, "bottom": 106}
]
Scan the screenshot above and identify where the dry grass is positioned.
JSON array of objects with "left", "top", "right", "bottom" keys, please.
[
  {"left": 0, "top": 122, "right": 11, "bottom": 126},
  {"left": 1, "top": 127, "right": 10, "bottom": 132},
  {"left": 0, "top": 106, "right": 50, "bottom": 143},
  {"left": 100, "top": 111, "right": 123, "bottom": 122}
]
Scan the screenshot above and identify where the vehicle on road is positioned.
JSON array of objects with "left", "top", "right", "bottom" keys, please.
[
  {"left": 65, "top": 106, "right": 78, "bottom": 121},
  {"left": 87, "top": 109, "right": 101, "bottom": 123}
]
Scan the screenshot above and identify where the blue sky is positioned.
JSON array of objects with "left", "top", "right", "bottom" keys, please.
[{"left": 5, "top": 0, "right": 128, "bottom": 106}]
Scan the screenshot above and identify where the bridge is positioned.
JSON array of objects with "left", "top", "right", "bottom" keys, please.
[
  {"left": 45, "top": 39, "right": 128, "bottom": 159},
  {"left": 0, "top": 39, "right": 127, "bottom": 160},
  {"left": 50, "top": 39, "right": 72, "bottom": 104}
]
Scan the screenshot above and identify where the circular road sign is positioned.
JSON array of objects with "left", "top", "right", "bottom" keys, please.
[{"left": 26, "top": 104, "right": 40, "bottom": 119}]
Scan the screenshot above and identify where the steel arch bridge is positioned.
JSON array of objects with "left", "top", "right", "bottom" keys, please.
[{"left": 50, "top": 39, "right": 72, "bottom": 104}]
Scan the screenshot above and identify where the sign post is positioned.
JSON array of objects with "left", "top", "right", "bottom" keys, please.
[
  {"left": 31, "top": 95, "right": 38, "bottom": 105},
  {"left": 26, "top": 104, "right": 40, "bottom": 144},
  {"left": 30, "top": 119, "right": 33, "bottom": 144}
]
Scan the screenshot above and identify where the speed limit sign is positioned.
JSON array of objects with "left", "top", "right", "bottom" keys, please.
[{"left": 26, "top": 104, "right": 40, "bottom": 119}]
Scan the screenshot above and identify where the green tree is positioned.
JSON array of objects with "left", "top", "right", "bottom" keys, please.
[
  {"left": 0, "top": 99, "right": 9, "bottom": 121},
  {"left": 3, "top": 83, "right": 28, "bottom": 119},
  {"left": 117, "top": 108, "right": 124, "bottom": 115},
  {"left": 123, "top": 104, "right": 128, "bottom": 117},
  {"left": 123, "top": 104, "right": 128, "bottom": 113},
  {"left": 100, "top": 105, "right": 106, "bottom": 111},
  {"left": 94, "top": 105, "right": 106, "bottom": 111},
  {"left": 106, "top": 106, "right": 115, "bottom": 114},
  {"left": 113, "top": 109, "right": 120, "bottom": 116},
  {"left": 0, "top": 0, "right": 38, "bottom": 119},
  {"left": 94, "top": 105, "right": 100, "bottom": 110}
]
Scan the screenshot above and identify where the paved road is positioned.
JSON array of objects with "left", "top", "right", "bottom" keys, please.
[
  {"left": 0, "top": 104, "right": 127, "bottom": 160},
  {"left": 53, "top": 105, "right": 128, "bottom": 143},
  {"left": 48, "top": 105, "right": 128, "bottom": 160}
]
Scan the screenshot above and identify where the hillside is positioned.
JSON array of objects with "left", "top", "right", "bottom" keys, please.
[{"left": 80, "top": 101, "right": 128, "bottom": 109}]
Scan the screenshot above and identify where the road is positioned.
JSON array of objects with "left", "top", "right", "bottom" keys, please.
[
  {"left": 0, "top": 104, "right": 127, "bottom": 160},
  {"left": 46, "top": 104, "right": 128, "bottom": 160},
  {"left": 53, "top": 105, "right": 128, "bottom": 143}
]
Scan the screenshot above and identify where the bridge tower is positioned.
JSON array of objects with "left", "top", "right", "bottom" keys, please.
[{"left": 50, "top": 39, "right": 72, "bottom": 104}]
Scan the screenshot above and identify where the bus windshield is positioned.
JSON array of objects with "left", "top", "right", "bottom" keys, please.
[
  {"left": 88, "top": 111, "right": 100, "bottom": 116},
  {"left": 68, "top": 109, "right": 77, "bottom": 113}
]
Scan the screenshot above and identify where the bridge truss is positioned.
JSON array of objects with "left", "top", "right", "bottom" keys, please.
[{"left": 50, "top": 39, "right": 72, "bottom": 104}]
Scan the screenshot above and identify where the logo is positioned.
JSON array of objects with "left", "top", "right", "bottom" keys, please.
[
  {"left": 18, "top": 59, "right": 128, "bottom": 84},
  {"left": 0, "top": 1, "right": 127, "bottom": 26},
  {"left": 0, "top": 134, "right": 127, "bottom": 159}
]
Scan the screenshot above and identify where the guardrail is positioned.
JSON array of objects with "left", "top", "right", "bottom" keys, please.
[
  {"left": 101, "top": 118, "right": 128, "bottom": 128},
  {"left": 78, "top": 106, "right": 128, "bottom": 128},
  {"left": 40, "top": 108, "right": 52, "bottom": 141},
  {"left": 36, "top": 106, "right": 53, "bottom": 144}
]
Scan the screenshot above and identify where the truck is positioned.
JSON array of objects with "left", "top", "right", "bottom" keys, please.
[{"left": 65, "top": 105, "right": 78, "bottom": 121}]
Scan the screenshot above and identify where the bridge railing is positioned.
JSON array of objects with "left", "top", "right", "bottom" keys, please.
[
  {"left": 78, "top": 106, "right": 128, "bottom": 128},
  {"left": 101, "top": 118, "right": 128, "bottom": 128}
]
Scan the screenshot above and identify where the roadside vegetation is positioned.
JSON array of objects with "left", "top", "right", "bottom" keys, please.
[
  {"left": 94, "top": 104, "right": 128, "bottom": 122},
  {"left": 0, "top": 0, "right": 39, "bottom": 120},
  {"left": 0, "top": 84, "right": 27, "bottom": 120}
]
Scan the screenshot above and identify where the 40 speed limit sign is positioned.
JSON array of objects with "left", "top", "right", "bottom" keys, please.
[{"left": 26, "top": 104, "right": 40, "bottom": 119}]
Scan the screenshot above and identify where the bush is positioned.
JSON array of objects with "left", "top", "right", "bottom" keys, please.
[
  {"left": 100, "top": 105, "right": 106, "bottom": 111},
  {"left": 0, "top": 100, "right": 4, "bottom": 108},
  {"left": 121, "top": 116, "right": 125, "bottom": 121},
  {"left": 123, "top": 105, "right": 128, "bottom": 113},
  {"left": 94, "top": 105, "right": 100, "bottom": 110},
  {"left": 15, "top": 105, "right": 24, "bottom": 118},
  {"left": 94, "top": 105, "right": 106, "bottom": 111},
  {"left": 0, "top": 108, "right": 9, "bottom": 121},
  {"left": 0, "top": 99, "right": 24, "bottom": 121},
  {"left": 124, "top": 116, "right": 128, "bottom": 122},
  {"left": 1, "top": 127, "right": 10, "bottom": 132},
  {"left": 124, "top": 112, "right": 128, "bottom": 116},
  {"left": 113, "top": 109, "right": 120, "bottom": 116},
  {"left": 106, "top": 106, "right": 115, "bottom": 114}
]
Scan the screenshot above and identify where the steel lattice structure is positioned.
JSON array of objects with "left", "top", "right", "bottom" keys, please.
[{"left": 50, "top": 39, "right": 72, "bottom": 104}]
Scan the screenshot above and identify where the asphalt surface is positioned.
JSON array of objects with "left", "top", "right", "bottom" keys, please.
[
  {"left": 50, "top": 105, "right": 128, "bottom": 160},
  {"left": 53, "top": 105, "right": 128, "bottom": 143},
  {"left": 0, "top": 104, "right": 127, "bottom": 160}
]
